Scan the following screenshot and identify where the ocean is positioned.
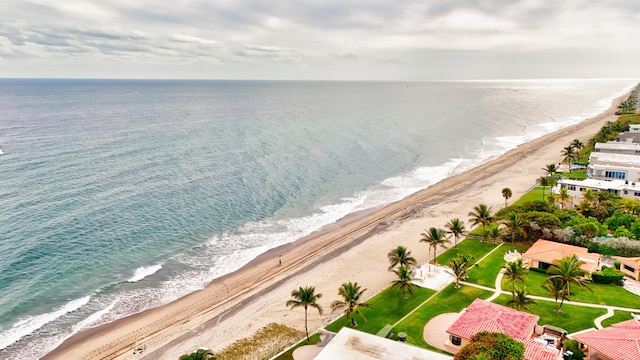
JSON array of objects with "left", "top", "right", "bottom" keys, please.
[{"left": 0, "top": 79, "right": 634, "bottom": 358}]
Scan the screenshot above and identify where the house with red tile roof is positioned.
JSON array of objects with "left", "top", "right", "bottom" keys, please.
[
  {"left": 446, "top": 299, "right": 562, "bottom": 360},
  {"left": 573, "top": 319, "right": 640, "bottom": 360},
  {"left": 522, "top": 239, "right": 600, "bottom": 274}
]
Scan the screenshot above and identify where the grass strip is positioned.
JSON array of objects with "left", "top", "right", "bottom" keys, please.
[
  {"left": 436, "top": 238, "right": 498, "bottom": 268},
  {"left": 601, "top": 310, "right": 634, "bottom": 328},
  {"left": 492, "top": 295, "right": 605, "bottom": 334},
  {"left": 325, "top": 286, "right": 436, "bottom": 334},
  {"left": 503, "top": 271, "right": 640, "bottom": 309}
]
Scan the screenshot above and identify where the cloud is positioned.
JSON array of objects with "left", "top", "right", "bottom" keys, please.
[{"left": 0, "top": 0, "right": 639, "bottom": 79}]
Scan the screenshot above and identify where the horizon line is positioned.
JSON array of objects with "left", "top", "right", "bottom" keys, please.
[{"left": 1, "top": 77, "right": 638, "bottom": 82}]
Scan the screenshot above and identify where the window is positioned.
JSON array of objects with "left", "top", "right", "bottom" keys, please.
[
  {"left": 451, "top": 335, "right": 462, "bottom": 346},
  {"left": 605, "top": 171, "right": 626, "bottom": 179},
  {"left": 624, "top": 264, "right": 635, "bottom": 273},
  {"left": 624, "top": 190, "right": 628, "bottom": 195},
  {"left": 568, "top": 185, "right": 576, "bottom": 191},
  {"left": 580, "top": 188, "right": 585, "bottom": 191},
  {"left": 635, "top": 192, "right": 640, "bottom": 197}
]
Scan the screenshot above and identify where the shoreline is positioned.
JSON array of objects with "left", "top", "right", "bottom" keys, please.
[{"left": 43, "top": 89, "right": 633, "bottom": 360}]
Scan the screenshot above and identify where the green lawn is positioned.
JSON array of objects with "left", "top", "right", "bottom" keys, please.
[
  {"left": 601, "top": 310, "right": 634, "bottom": 328},
  {"left": 436, "top": 238, "right": 498, "bottom": 268},
  {"left": 325, "top": 286, "right": 436, "bottom": 334},
  {"left": 394, "top": 284, "right": 493, "bottom": 350},
  {"left": 274, "top": 333, "right": 321, "bottom": 360},
  {"left": 502, "top": 270, "right": 640, "bottom": 309},
  {"left": 466, "top": 243, "right": 530, "bottom": 287},
  {"left": 559, "top": 171, "right": 587, "bottom": 180},
  {"left": 513, "top": 186, "right": 548, "bottom": 205},
  {"left": 492, "top": 295, "right": 606, "bottom": 333}
]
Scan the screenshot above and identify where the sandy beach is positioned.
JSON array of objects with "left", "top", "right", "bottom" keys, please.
[{"left": 43, "top": 91, "right": 631, "bottom": 360}]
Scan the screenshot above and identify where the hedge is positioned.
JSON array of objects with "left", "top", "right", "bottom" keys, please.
[{"left": 592, "top": 267, "right": 625, "bottom": 284}]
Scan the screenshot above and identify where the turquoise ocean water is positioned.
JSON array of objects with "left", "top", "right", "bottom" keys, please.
[{"left": 0, "top": 79, "right": 634, "bottom": 359}]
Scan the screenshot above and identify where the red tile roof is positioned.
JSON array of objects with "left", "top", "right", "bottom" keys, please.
[
  {"left": 522, "top": 339, "right": 561, "bottom": 360},
  {"left": 573, "top": 319, "right": 640, "bottom": 360},
  {"left": 523, "top": 239, "right": 599, "bottom": 273},
  {"left": 446, "top": 299, "right": 539, "bottom": 341}
]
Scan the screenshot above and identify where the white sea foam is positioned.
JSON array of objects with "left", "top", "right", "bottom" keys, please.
[
  {"left": 0, "top": 295, "right": 90, "bottom": 350},
  {"left": 71, "top": 301, "right": 117, "bottom": 333},
  {"left": 128, "top": 264, "right": 163, "bottom": 283}
]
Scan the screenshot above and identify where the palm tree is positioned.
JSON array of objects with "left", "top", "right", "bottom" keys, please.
[
  {"left": 486, "top": 225, "right": 502, "bottom": 243},
  {"left": 561, "top": 145, "right": 576, "bottom": 167},
  {"left": 501, "top": 212, "right": 526, "bottom": 244},
  {"left": 557, "top": 187, "right": 571, "bottom": 209},
  {"left": 547, "top": 255, "right": 592, "bottom": 306},
  {"left": 543, "top": 163, "right": 557, "bottom": 177},
  {"left": 501, "top": 188, "right": 512, "bottom": 207},
  {"left": 286, "top": 286, "right": 323, "bottom": 342},
  {"left": 506, "top": 287, "right": 536, "bottom": 313},
  {"left": 179, "top": 349, "right": 216, "bottom": 360},
  {"left": 619, "top": 198, "right": 637, "bottom": 215},
  {"left": 571, "top": 139, "right": 584, "bottom": 161},
  {"left": 449, "top": 256, "right": 471, "bottom": 289},
  {"left": 420, "top": 227, "right": 451, "bottom": 263},
  {"left": 540, "top": 277, "right": 570, "bottom": 313},
  {"left": 503, "top": 258, "right": 528, "bottom": 298},
  {"left": 468, "top": 204, "right": 494, "bottom": 242},
  {"left": 390, "top": 265, "right": 418, "bottom": 299},
  {"left": 539, "top": 176, "right": 551, "bottom": 201},
  {"left": 582, "top": 188, "right": 597, "bottom": 206},
  {"left": 386, "top": 245, "right": 417, "bottom": 271},
  {"left": 445, "top": 218, "right": 466, "bottom": 249},
  {"left": 330, "top": 282, "right": 372, "bottom": 326}
]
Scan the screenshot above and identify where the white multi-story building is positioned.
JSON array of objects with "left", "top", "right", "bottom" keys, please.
[
  {"left": 593, "top": 140, "right": 640, "bottom": 155},
  {"left": 553, "top": 178, "right": 640, "bottom": 203},
  {"left": 587, "top": 151, "right": 640, "bottom": 181}
]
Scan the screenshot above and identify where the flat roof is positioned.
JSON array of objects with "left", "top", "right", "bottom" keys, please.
[
  {"left": 558, "top": 178, "right": 640, "bottom": 191},
  {"left": 589, "top": 152, "right": 640, "bottom": 166},
  {"left": 313, "top": 327, "right": 453, "bottom": 360},
  {"left": 595, "top": 142, "right": 640, "bottom": 151}
]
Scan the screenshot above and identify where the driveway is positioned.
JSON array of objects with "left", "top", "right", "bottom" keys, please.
[{"left": 423, "top": 312, "right": 461, "bottom": 354}]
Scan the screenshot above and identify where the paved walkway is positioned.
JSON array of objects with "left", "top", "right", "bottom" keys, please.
[
  {"left": 485, "top": 271, "right": 504, "bottom": 302},
  {"left": 594, "top": 308, "right": 614, "bottom": 329},
  {"left": 423, "top": 313, "right": 460, "bottom": 354},
  {"left": 292, "top": 345, "right": 322, "bottom": 360}
]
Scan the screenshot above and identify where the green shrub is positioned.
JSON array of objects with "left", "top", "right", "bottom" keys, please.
[
  {"left": 592, "top": 267, "right": 625, "bottom": 284},
  {"left": 614, "top": 261, "right": 621, "bottom": 270}
]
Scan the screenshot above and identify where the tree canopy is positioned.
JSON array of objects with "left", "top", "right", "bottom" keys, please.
[{"left": 454, "top": 332, "right": 524, "bottom": 360}]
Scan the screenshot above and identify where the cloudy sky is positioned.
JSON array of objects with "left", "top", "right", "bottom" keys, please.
[{"left": 1, "top": 0, "right": 639, "bottom": 80}]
